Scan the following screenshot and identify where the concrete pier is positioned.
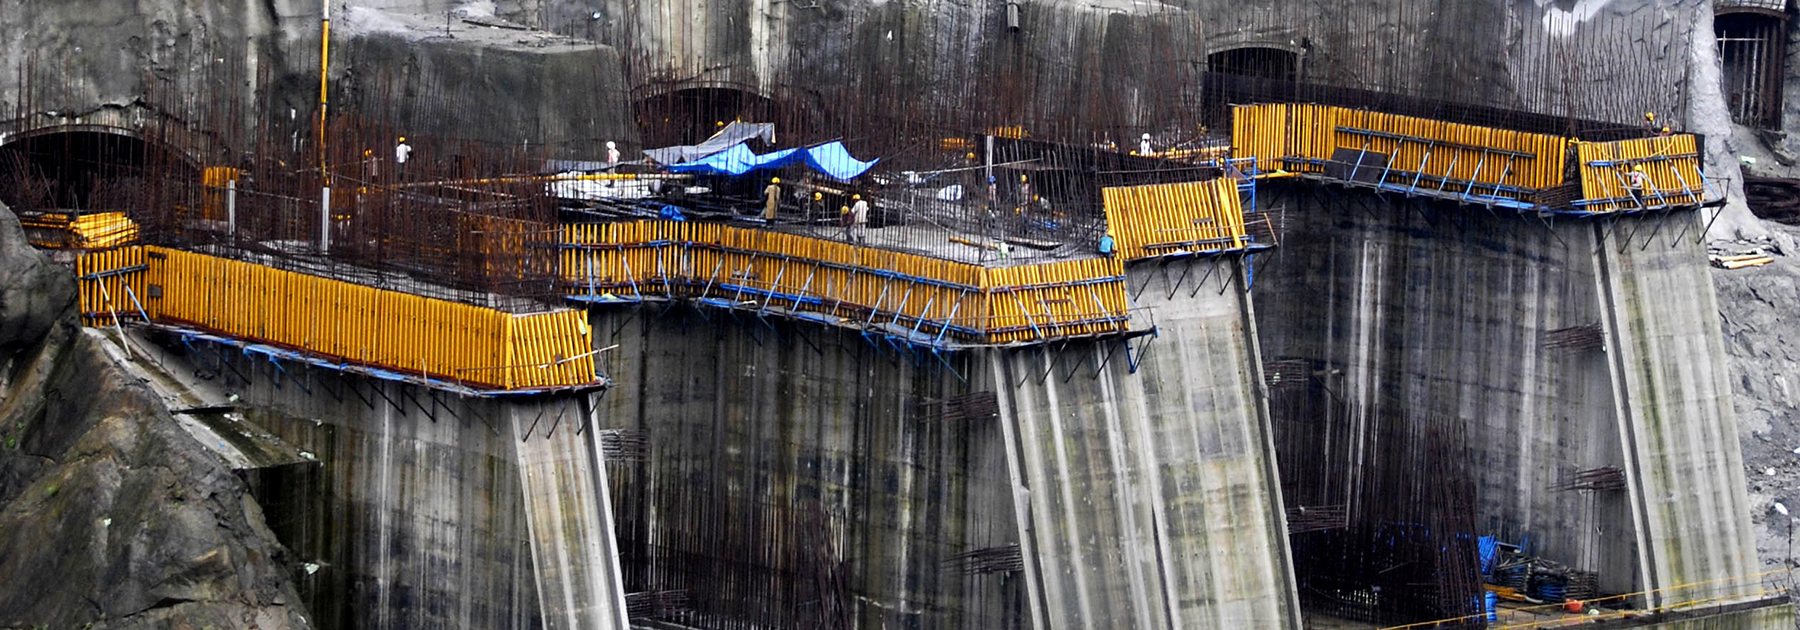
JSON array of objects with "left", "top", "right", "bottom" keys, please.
[
  {"left": 1252, "top": 182, "right": 1763, "bottom": 616},
  {"left": 988, "top": 258, "right": 1302, "bottom": 630},
  {"left": 590, "top": 308, "right": 1022, "bottom": 630},
  {"left": 1596, "top": 212, "right": 1761, "bottom": 603},
  {"left": 132, "top": 340, "right": 632, "bottom": 630},
  {"left": 512, "top": 396, "right": 632, "bottom": 630}
]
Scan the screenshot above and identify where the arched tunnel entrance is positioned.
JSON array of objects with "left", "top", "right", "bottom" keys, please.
[
  {"left": 1204, "top": 46, "right": 1302, "bottom": 125},
  {"left": 1716, "top": 9, "right": 1788, "bottom": 129},
  {"left": 632, "top": 86, "right": 777, "bottom": 149},
  {"left": 0, "top": 128, "right": 198, "bottom": 213}
]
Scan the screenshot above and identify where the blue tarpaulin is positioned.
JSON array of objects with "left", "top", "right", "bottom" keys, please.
[
  {"left": 799, "top": 142, "right": 879, "bottom": 180},
  {"left": 666, "top": 141, "right": 878, "bottom": 180}
]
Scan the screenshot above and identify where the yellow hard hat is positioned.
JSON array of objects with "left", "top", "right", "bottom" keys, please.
[
  {"left": 716, "top": 121, "right": 725, "bottom": 127},
  {"left": 1632, "top": 165, "right": 1644, "bottom": 172},
  {"left": 813, "top": 192, "right": 822, "bottom": 200},
  {"left": 1020, "top": 174, "right": 1028, "bottom": 182},
  {"left": 398, "top": 136, "right": 407, "bottom": 142},
  {"left": 966, "top": 152, "right": 976, "bottom": 160},
  {"left": 1644, "top": 112, "right": 1655, "bottom": 121},
  {"left": 852, "top": 194, "right": 862, "bottom": 200},
  {"left": 1661, "top": 126, "right": 1671, "bottom": 133},
  {"left": 771, "top": 177, "right": 780, "bottom": 184}
]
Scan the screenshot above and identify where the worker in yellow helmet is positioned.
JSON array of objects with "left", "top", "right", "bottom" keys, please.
[
  {"left": 395, "top": 136, "right": 412, "bottom": 181},
  {"left": 847, "top": 194, "right": 870, "bottom": 244},
  {"left": 1627, "top": 164, "right": 1651, "bottom": 208},
  {"left": 1017, "top": 174, "right": 1033, "bottom": 215},
  {"left": 763, "top": 177, "right": 782, "bottom": 221}
]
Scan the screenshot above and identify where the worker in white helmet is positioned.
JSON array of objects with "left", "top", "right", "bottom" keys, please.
[
  {"left": 606, "top": 140, "right": 620, "bottom": 165},
  {"left": 1139, "top": 133, "right": 1153, "bottom": 157}
]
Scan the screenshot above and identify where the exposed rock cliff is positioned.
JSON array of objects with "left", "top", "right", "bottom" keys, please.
[
  {"left": 1715, "top": 222, "right": 1800, "bottom": 571},
  {"left": 0, "top": 202, "right": 312, "bottom": 630}
]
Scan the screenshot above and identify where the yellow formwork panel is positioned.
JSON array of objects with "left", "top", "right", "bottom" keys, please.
[
  {"left": 1232, "top": 103, "right": 1290, "bottom": 173},
  {"left": 1330, "top": 109, "right": 1566, "bottom": 193},
  {"left": 1101, "top": 178, "right": 1248, "bottom": 262},
  {"left": 75, "top": 245, "right": 148, "bottom": 326},
  {"left": 561, "top": 221, "right": 1132, "bottom": 343},
  {"left": 72, "top": 247, "right": 598, "bottom": 391},
  {"left": 23, "top": 211, "right": 140, "bottom": 249},
  {"left": 1232, "top": 103, "right": 1569, "bottom": 197},
  {"left": 1576, "top": 135, "right": 1706, "bottom": 212},
  {"left": 1287, "top": 104, "right": 1337, "bottom": 173}
]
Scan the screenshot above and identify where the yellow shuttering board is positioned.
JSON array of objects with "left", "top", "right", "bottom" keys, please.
[
  {"left": 1232, "top": 103, "right": 1570, "bottom": 195},
  {"left": 1575, "top": 135, "right": 1706, "bottom": 212},
  {"left": 561, "top": 221, "right": 1132, "bottom": 343},
  {"left": 104, "top": 247, "right": 599, "bottom": 391},
  {"left": 1101, "top": 178, "right": 1248, "bottom": 262},
  {"left": 23, "top": 212, "right": 139, "bottom": 249},
  {"left": 1286, "top": 104, "right": 1337, "bottom": 172},
  {"left": 1232, "top": 103, "right": 1290, "bottom": 173},
  {"left": 75, "top": 245, "right": 148, "bottom": 326},
  {"left": 1330, "top": 110, "right": 1567, "bottom": 192}
]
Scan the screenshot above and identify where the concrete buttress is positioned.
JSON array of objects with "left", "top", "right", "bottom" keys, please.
[
  {"left": 512, "top": 396, "right": 633, "bottom": 630},
  {"left": 988, "top": 258, "right": 1303, "bottom": 630}
]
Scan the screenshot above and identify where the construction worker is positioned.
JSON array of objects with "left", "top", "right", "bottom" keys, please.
[
  {"left": 606, "top": 141, "right": 620, "bottom": 165},
  {"left": 808, "top": 191, "right": 824, "bottom": 224},
  {"left": 763, "top": 177, "right": 782, "bottom": 221},
  {"left": 395, "top": 136, "right": 412, "bottom": 180},
  {"left": 848, "top": 194, "right": 870, "bottom": 244},
  {"left": 1139, "top": 133, "right": 1153, "bottom": 156},
  {"left": 1626, "top": 165, "right": 1651, "bottom": 208},
  {"left": 1657, "top": 126, "right": 1673, "bottom": 137},
  {"left": 1643, "top": 112, "right": 1658, "bottom": 135}
]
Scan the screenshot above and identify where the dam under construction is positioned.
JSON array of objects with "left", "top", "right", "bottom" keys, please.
[{"left": 2, "top": 1, "right": 1797, "bottom": 630}]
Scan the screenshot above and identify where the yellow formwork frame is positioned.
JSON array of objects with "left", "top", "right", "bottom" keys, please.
[
  {"left": 74, "top": 246, "right": 597, "bottom": 391},
  {"left": 561, "top": 221, "right": 1133, "bottom": 344},
  {"left": 75, "top": 245, "right": 148, "bottom": 326},
  {"left": 1232, "top": 103, "right": 1570, "bottom": 198},
  {"left": 23, "top": 212, "right": 140, "bottom": 249},
  {"left": 1575, "top": 135, "right": 1705, "bottom": 212},
  {"left": 1101, "top": 178, "right": 1248, "bottom": 262}
]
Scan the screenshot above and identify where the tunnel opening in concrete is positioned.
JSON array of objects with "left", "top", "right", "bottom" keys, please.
[
  {"left": 633, "top": 86, "right": 777, "bottom": 150},
  {"left": 1715, "top": 9, "right": 1787, "bottom": 129},
  {"left": 1204, "top": 46, "right": 1301, "bottom": 125},
  {"left": 0, "top": 128, "right": 197, "bottom": 213}
]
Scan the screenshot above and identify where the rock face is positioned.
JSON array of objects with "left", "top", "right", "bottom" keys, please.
[
  {"left": 1713, "top": 224, "right": 1800, "bottom": 571},
  {"left": 0, "top": 201, "right": 313, "bottom": 630}
]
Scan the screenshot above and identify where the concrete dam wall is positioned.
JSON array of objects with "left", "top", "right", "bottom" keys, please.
[
  {"left": 1253, "top": 182, "right": 1763, "bottom": 611},
  {"left": 81, "top": 184, "right": 1781, "bottom": 629},
  {"left": 586, "top": 256, "right": 1302, "bottom": 630}
]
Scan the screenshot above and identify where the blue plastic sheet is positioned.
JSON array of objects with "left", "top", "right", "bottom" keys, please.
[
  {"left": 665, "top": 141, "right": 877, "bottom": 180},
  {"left": 1478, "top": 536, "right": 1497, "bottom": 574},
  {"left": 799, "top": 141, "right": 880, "bottom": 180}
]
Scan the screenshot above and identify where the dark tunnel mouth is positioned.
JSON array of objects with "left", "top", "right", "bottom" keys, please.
[
  {"left": 632, "top": 86, "right": 778, "bottom": 149},
  {"left": 1715, "top": 10, "right": 1788, "bottom": 129},
  {"left": 1208, "top": 46, "right": 1301, "bottom": 82},
  {"left": 0, "top": 128, "right": 199, "bottom": 213}
]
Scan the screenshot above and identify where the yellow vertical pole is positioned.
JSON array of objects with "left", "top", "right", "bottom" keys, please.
[{"left": 318, "top": 0, "right": 330, "bottom": 178}]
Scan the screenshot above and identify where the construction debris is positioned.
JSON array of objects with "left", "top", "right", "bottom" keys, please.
[{"left": 1712, "top": 253, "right": 1775, "bottom": 269}]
